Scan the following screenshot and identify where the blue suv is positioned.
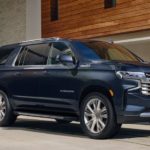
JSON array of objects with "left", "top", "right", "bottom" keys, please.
[{"left": 0, "top": 38, "right": 149, "bottom": 139}]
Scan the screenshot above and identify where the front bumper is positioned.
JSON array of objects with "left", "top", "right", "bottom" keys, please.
[{"left": 118, "top": 91, "right": 150, "bottom": 123}]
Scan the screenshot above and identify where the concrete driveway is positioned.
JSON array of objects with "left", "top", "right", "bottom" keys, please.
[{"left": 0, "top": 116, "right": 149, "bottom": 150}]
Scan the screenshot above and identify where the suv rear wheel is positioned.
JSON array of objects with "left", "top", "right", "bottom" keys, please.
[
  {"left": 80, "top": 92, "right": 121, "bottom": 139},
  {"left": 0, "top": 90, "right": 17, "bottom": 127}
]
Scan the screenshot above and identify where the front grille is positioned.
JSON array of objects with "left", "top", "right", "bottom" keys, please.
[
  {"left": 145, "top": 73, "right": 150, "bottom": 78},
  {"left": 141, "top": 72, "right": 150, "bottom": 95},
  {"left": 141, "top": 83, "right": 150, "bottom": 95}
]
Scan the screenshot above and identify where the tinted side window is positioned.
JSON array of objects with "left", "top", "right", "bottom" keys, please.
[
  {"left": 47, "top": 42, "right": 74, "bottom": 65},
  {"left": 0, "top": 48, "right": 14, "bottom": 65},
  {"left": 71, "top": 41, "right": 100, "bottom": 61},
  {"left": 16, "top": 44, "right": 50, "bottom": 66}
]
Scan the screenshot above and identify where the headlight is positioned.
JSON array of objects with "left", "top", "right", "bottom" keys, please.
[{"left": 116, "top": 71, "right": 145, "bottom": 80}]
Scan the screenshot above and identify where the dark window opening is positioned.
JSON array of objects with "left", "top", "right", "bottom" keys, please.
[
  {"left": 16, "top": 44, "right": 50, "bottom": 66},
  {"left": 104, "top": 0, "right": 116, "bottom": 9},
  {"left": 50, "top": 0, "right": 59, "bottom": 21},
  {"left": 0, "top": 47, "right": 15, "bottom": 65},
  {"left": 16, "top": 42, "right": 75, "bottom": 66}
]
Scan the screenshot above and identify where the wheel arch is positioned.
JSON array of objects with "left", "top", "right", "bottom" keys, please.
[
  {"left": 0, "top": 84, "right": 10, "bottom": 98},
  {"left": 79, "top": 85, "right": 116, "bottom": 114}
]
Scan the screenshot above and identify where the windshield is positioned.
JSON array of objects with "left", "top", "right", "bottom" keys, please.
[{"left": 82, "top": 41, "right": 140, "bottom": 62}]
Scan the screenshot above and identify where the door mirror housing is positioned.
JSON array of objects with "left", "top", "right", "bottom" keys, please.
[{"left": 59, "top": 54, "right": 76, "bottom": 66}]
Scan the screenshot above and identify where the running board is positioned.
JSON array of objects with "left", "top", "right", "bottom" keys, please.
[
  {"left": 14, "top": 111, "right": 78, "bottom": 121},
  {"left": 140, "top": 112, "right": 150, "bottom": 118}
]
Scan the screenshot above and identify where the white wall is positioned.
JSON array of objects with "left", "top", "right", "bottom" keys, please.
[{"left": 26, "top": 0, "right": 41, "bottom": 40}]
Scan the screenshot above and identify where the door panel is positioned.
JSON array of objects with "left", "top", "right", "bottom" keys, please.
[
  {"left": 37, "top": 41, "right": 80, "bottom": 114},
  {"left": 37, "top": 66, "right": 80, "bottom": 114},
  {"left": 8, "top": 67, "right": 43, "bottom": 110},
  {"left": 9, "top": 43, "right": 51, "bottom": 111}
]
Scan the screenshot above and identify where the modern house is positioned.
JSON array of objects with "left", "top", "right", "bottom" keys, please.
[{"left": 0, "top": 0, "right": 150, "bottom": 61}]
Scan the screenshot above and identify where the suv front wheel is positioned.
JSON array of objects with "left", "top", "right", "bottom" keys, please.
[{"left": 80, "top": 92, "right": 121, "bottom": 139}]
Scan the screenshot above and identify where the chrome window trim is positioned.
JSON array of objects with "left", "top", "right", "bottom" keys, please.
[
  {"left": 13, "top": 41, "right": 77, "bottom": 68},
  {"left": 11, "top": 64, "right": 74, "bottom": 70}
]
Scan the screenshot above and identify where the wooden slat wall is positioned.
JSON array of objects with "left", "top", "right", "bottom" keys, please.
[{"left": 42, "top": 0, "right": 150, "bottom": 39}]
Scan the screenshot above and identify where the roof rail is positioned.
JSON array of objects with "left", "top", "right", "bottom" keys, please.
[
  {"left": 21, "top": 38, "right": 45, "bottom": 43},
  {"left": 21, "top": 37, "right": 62, "bottom": 43},
  {"left": 0, "top": 37, "right": 64, "bottom": 47}
]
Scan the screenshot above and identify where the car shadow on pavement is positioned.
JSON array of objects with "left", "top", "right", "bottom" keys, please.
[
  {"left": 4, "top": 118, "right": 150, "bottom": 139},
  {"left": 114, "top": 125, "right": 150, "bottom": 139}
]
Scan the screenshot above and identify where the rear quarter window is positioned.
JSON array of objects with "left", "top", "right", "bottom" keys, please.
[{"left": 0, "top": 47, "right": 14, "bottom": 65}]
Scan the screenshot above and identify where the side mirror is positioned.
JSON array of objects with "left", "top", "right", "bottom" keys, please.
[{"left": 59, "top": 54, "right": 76, "bottom": 66}]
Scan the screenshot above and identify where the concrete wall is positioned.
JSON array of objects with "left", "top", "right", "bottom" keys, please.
[
  {"left": 26, "top": 0, "right": 41, "bottom": 40},
  {"left": 125, "top": 41, "right": 150, "bottom": 62},
  {"left": 0, "top": 0, "right": 26, "bottom": 45},
  {"left": 0, "top": 0, "right": 41, "bottom": 46}
]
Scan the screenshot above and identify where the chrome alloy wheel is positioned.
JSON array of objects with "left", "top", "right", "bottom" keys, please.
[
  {"left": 84, "top": 98, "right": 108, "bottom": 134},
  {"left": 0, "top": 94, "right": 6, "bottom": 121}
]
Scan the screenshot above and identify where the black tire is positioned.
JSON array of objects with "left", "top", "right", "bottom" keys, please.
[
  {"left": 80, "top": 92, "right": 121, "bottom": 139},
  {"left": 0, "top": 90, "right": 17, "bottom": 127},
  {"left": 55, "top": 119, "right": 71, "bottom": 124}
]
